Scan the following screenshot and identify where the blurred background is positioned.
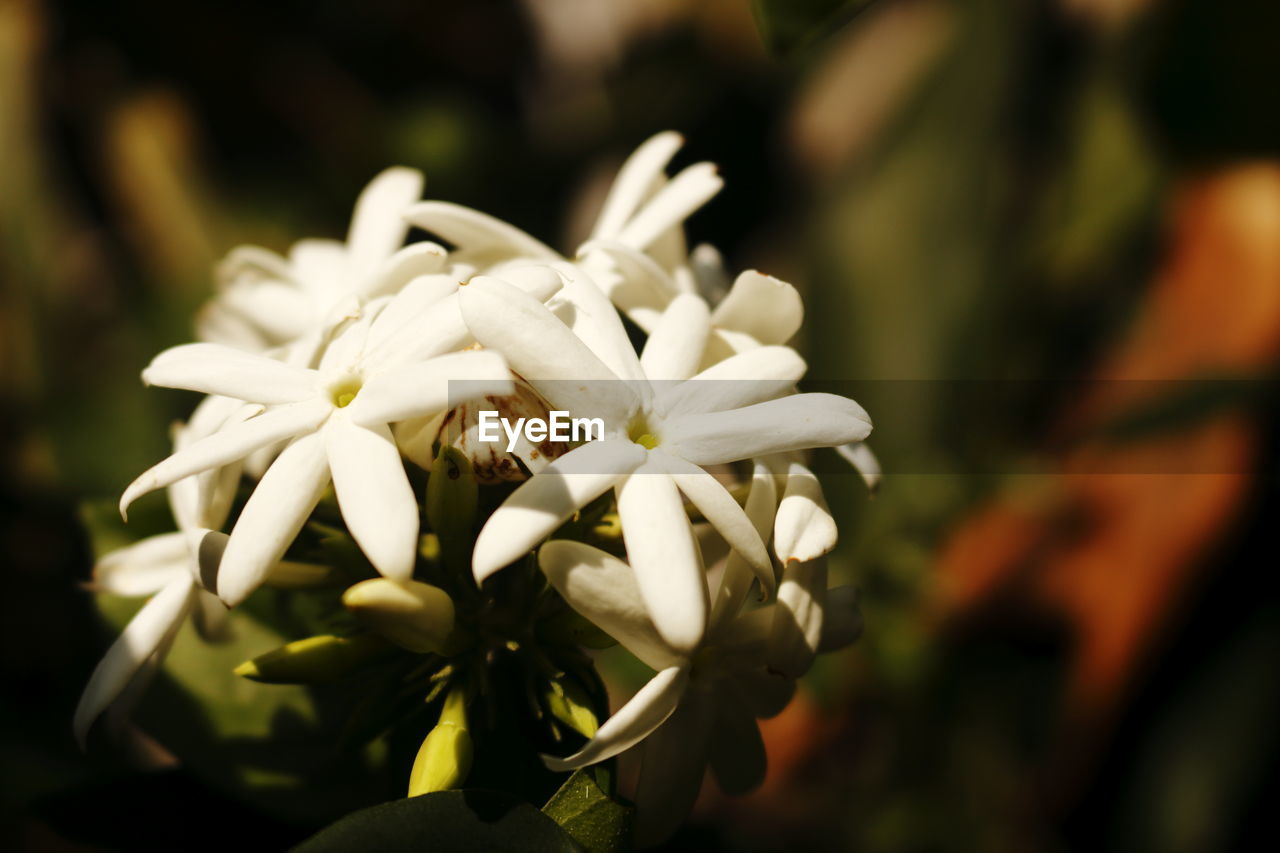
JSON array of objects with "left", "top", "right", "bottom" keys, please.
[{"left": 2, "top": 0, "right": 1279, "bottom": 850}]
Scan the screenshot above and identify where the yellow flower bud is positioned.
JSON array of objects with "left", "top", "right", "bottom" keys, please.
[
  {"left": 342, "top": 578, "right": 456, "bottom": 654},
  {"left": 408, "top": 687, "right": 472, "bottom": 796},
  {"left": 233, "top": 633, "right": 388, "bottom": 684}
]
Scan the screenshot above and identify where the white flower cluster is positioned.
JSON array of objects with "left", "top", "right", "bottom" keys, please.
[{"left": 77, "top": 132, "right": 874, "bottom": 843}]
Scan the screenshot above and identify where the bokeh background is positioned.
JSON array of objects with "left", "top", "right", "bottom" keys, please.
[{"left": 3, "top": 0, "right": 1279, "bottom": 850}]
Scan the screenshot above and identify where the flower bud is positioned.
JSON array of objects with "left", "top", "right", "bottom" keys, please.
[
  {"left": 426, "top": 446, "right": 477, "bottom": 570},
  {"left": 342, "top": 578, "right": 456, "bottom": 654},
  {"left": 542, "top": 673, "right": 599, "bottom": 738},
  {"left": 233, "top": 633, "right": 388, "bottom": 684},
  {"left": 408, "top": 687, "right": 472, "bottom": 796},
  {"left": 264, "top": 560, "right": 344, "bottom": 589}
]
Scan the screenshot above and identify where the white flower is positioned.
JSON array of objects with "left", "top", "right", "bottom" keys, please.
[
  {"left": 535, "top": 463, "right": 858, "bottom": 846},
  {"left": 198, "top": 167, "right": 441, "bottom": 362},
  {"left": 119, "top": 281, "right": 521, "bottom": 606},
  {"left": 460, "top": 273, "right": 870, "bottom": 652},
  {"left": 74, "top": 395, "right": 247, "bottom": 747}
]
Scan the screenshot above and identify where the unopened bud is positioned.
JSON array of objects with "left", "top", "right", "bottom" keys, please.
[
  {"left": 342, "top": 578, "right": 456, "bottom": 654},
  {"left": 408, "top": 687, "right": 472, "bottom": 796},
  {"left": 543, "top": 674, "right": 599, "bottom": 738},
  {"left": 426, "top": 446, "right": 477, "bottom": 569},
  {"left": 233, "top": 633, "right": 388, "bottom": 684},
  {"left": 264, "top": 560, "right": 344, "bottom": 589}
]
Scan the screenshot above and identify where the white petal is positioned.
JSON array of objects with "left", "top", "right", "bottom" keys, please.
[
  {"left": 710, "top": 271, "right": 804, "bottom": 346},
  {"left": 403, "top": 201, "right": 559, "bottom": 262},
  {"left": 617, "top": 467, "right": 708, "bottom": 655},
  {"left": 191, "top": 589, "right": 233, "bottom": 642},
  {"left": 542, "top": 665, "right": 689, "bottom": 771},
  {"left": 492, "top": 263, "right": 565, "bottom": 302},
  {"left": 459, "top": 275, "right": 637, "bottom": 421},
  {"left": 711, "top": 461, "right": 778, "bottom": 628},
  {"left": 177, "top": 398, "right": 262, "bottom": 530},
  {"left": 640, "top": 293, "right": 710, "bottom": 382},
  {"left": 365, "top": 273, "right": 458, "bottom": 352},
  {"left": 632, "top": 690, "right": 715, "bottom": 848},
  {"left": 347, "top": 350, "right": 512, "bottom": 427},
  {"left": 577, "top": 239, "right": 679, "bottom": 317},
  {"left": 195, "top": 300, "right": 273, "bottom": 350},
  {"left": 658, "top": 453, "right": 774, "bottom": 599},
  {"left": 366, "top": 241, "right": 447, "bottom": 300},
  {"left": 472, "top": 440, "right": 646, "bottom": 583},
  {"left": 215, "top": 279, "right": 311, "bottom": 344},
  {"left": 325, "top": 415, "right": 418, "bottom": 581},
  {"left": 215, "top": 432, "right": 331, "bottom": 606},
  {"left": 120, "top": 398, "right": 331, "bottom": 518},
  {"left": 215, "top": 244, "right": 291, "bottom": 286},
  {"left": 290, "top": 238, "right": 348, "bottom": 304},
  {"left": 347, "top": 167, "right": 424, "bottom": 286},
  {"left": 817, "top": 585, "right": 863, "bottom": 653},
  {"left": 655, "top": 345, "right": 806, "bottom": 417},
  {"left": 538, "top": 540, "right": 681, "bottom": 671},
  {"left": 74, "top": 577, "right": 196, "bottom": 747},
  {"left": 616, "top": 162, "right": 723, "bottom": 251},
  {"left": 365, "top": 289, "right": 472, "bottom": 367},
  {"left": 545, "top": 262, "right": 645, "bottom": 383},
  {"left": 665, "top": 393, "right": 872, "bottom": 466},
  {"left": 142, "top": 343, "right": 317, "bottom": 404},
  {"left": 92, "top": 532, "right": 190, "bottom": 596},
  {"left": 767, "top": 557, "right": 827, "bottom": 678},
  {"left": 592, "top": 131, "right": 684, "bottom": 239},
  {"left": 773, "top": 462, "right": 837, "bottom": 564},
  {"left": 837, "top": 440, "right": 882, "bottom": 492}
]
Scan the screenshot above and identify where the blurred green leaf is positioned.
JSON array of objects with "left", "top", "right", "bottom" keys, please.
[
  {"left": 751, "top": 0, "right": 875, "bottom": 56},
  {"left": 292, "top": 789, "right": 585, "bottom": 852},
  {"left": 542, "top": 769, "right": 633, "bottom": 853}
]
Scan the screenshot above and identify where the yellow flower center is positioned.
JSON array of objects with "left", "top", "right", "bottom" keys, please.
[
  {"left": 627, "top": 413, "right": 659, "bottom": 449},
  {"left": 329, "top": 374, "right": 363, "bottom": 408}
]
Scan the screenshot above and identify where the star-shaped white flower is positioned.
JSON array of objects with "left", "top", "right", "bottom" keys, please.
[
  {"left": 120, "top": 280, "right": 521, "bottom": 606},
  {"left": 535, "top": 463, "right": 861, "bottom": 845},
  {"left": 459, "top": 274, "right": 871, "bottom": 653},
  {"left": 198, "top": 167, "right": 445, "bottom": 362},
  {"left": 74, "top": 395, "right": 248, "bottom": 746}
]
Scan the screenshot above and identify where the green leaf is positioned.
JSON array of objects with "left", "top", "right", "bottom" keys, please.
[
  {"left": 292, "top": 789, "right": 585, "bottom": 853},
  {"left": 542, "top": 769, "right": 633, "bottom": 853},
  {"left": 750, "top": 0, "right": 875, "bottom": 56}
]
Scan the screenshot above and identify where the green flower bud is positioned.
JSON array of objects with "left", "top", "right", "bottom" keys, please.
[
  {"left": 342, "top": 578, "right": 457, "bottom": 654},
  {"left": 426, "top": 445, "right": 478, "bottom": 570},
  {"left": 233, "top": 633, "right": 388, "bottom": 684},
  {"left": 543, "top": 674, "right": 599, "bottom": 738},
  {"left": 264, "top": 560, "right": 344, "bottom": 589},
  {"left": 408, "top": 687, "right": 472, "bottom": 796}
]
